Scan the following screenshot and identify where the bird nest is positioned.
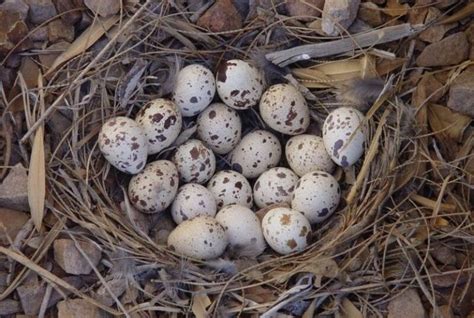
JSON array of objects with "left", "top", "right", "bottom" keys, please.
[{"left": 5, "top": 1, "right": 473, "bottom": 317}]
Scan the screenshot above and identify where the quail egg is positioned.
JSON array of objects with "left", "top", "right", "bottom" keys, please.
[
  {"left": 253, "top": 167, "right": 299, "bottom": 209},
  {"left": 172, "top": 139, "right": 216, "bottom": 184},
  {"left": 207, "top": 170, "right": 253, "bottom": 209},
  {"left": 171, "top": 183, "right": 217, "bottom": 224},
  {"left": 286, "top": 134, "right": 334, "bottom": 177}
]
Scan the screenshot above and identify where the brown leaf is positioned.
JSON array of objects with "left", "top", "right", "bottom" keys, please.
[
  {"left": 191, "top": 286, "right": 211, "bottom": 318},
  {"left": 428, "top": 104, "right": 472, "bottom": 143},
  {"left": 383, "top": 0, "right": 409, "bottom": 17},
  {"left": 28, "top": 126, "right": 46, "bottom": 232}
]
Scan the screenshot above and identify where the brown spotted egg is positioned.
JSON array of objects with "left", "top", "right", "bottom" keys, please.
[
  {"left": 135, "top": 98, "right": 182, "bottom": 155},
  {"left": 216, "top": 59, "right": 265, "bottom": 110},
  {"left": 207, "top": 170, "right": 253, "bottom": 209},
  {"left": 167, "top": 216, "right": 228, "bottom": 260},
  {"left": 98, "top": 117, "right": 147, "bottom": 174},
  {"left": 172, "top": 139, "right": 216, "bottom": 184},
  {"left": 253, "top": 167, "right": 299, "bottom": 209},
  {"left": 286, "top": 134, "right": 334, "bottom": 177},
  {"left": 171, "top": 183, "right": 217, "bottom": 224},
  {"left": 259, "top": 84, "right": 309, "bottom": 135},
  {"left": 197, "top": 103, "right": 241, "bottom": 155},
  {"left": 229, "top": 130, "right": 282, "bottom": 179},
  {"left": 172, "top": 64, "right": 216, "bottom": 117},
  {"left": 128, "top": 160, "right": 179, "bottom": 213},
  {"left": 322, "top": 107, "right": 366, "bottom": 167},
  {"left": 291, "top": 170, "right": 340, "bottom": 224},
  {"left": 262, "top": 207, "right": 311, "bottom": 255}
]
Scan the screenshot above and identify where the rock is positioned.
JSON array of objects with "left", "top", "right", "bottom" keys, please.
[
  {"left": 0, "top": 0, "right": 29, "bottom": 20},
  {"left": 84, "top": 0, "right": 121, "bottom": 17},
  {"left": 53, "top": 0, "right": 84, "bottom": 25},
  {"left": 419, "top": 7, "right": 456, "bottom": 43},
  {"left": 285, "top": 0, "right": 324, "bottom": 20},
  {"left": 53, "top": 238, "right": 102, "bottom": 275},
  {"left": 321, "top": 0, "right": 360, "bottom": 36},
  {"left": 30, "top": 26, "right": 48, "bottom": 42},
  {"left": 358, "top": 2, "right": 384, "bottom": 27},
  {"left": 38, "top": 41, "right": 70, "bottom": 71},
  {"left": 431, "top": 245, "right": 456, "bottom": 265},
  {"left": 0, "top": 163, "right": 29, "bottom": 211},
  {"left": 432, "top": 305, "right": 454, "bottom": 318},
  {"left": 57, "top": 299, "right": 107, "bottom": 318},
  {"left": 0, "top": 66, "right": 14, "bottom": 90},
  {"left": 48, "top": 19, "right": 74, "bottom": 42},
  {"left": 0, "top": 208, "right": 29, "bottom": 245},
  {"left": 416, "top": 32, "right": 469, "bottom": 67},
  {"left": 0, "top": 299, "right": 21, "bottom": 315},
  {"left": 16, "top": 281, "right": 46, "bottom": 315},
  {"left": 447, "top": 66, "right": 474, "bottom": 118},
  {"left": 197, "top": 0, "right": 243, "bottom": 34},
  {"left": 25, "top": 0, "right": 57, "bottom": 24},
  {"left": 0, "top": 10, "right": 31, "bottom": 55},
  {"left": 388, "top": 289, "right": 426, "bottom": 318}
]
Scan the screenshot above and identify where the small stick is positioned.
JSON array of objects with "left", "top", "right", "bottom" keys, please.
[{"left": 266, "top": 24, "right": 422, "bottom": 67}]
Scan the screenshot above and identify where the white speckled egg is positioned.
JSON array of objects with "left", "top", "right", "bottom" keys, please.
[
  {"left": 216, "top": 59, "right": 265, "bottom": 110},
  {"left": 262, "top": 207, "right": 311, "bottom": 255},
  {"left": 259, "top": 84, "right": 310, "bottom": 135},
  {"left": 286, "top": 134, "right": 335, "bottom": 177},
  {"left": 135, "top": 98, "right": 182, "bottom": 155},
  {"left": 229, "top": 130, "right": 282, "bottom": 179},
  {"left": 291, "top": 171, "right": 340, "bottom": 224},
  {"left": 172, "top": 139, "right": 216, "bottom": 184},
  {"left": 322, "top": 107, "right": 366, "bottom": 167},
  {"left": 98, "top": 117, "right": 147, "bottom": 174},
  {"left": 207, "top": 170, "right": 253, "bottom": 209},
  {"left": 128, "top": 160, "right": 179, "bottom": 213},
  {"left": 171, "top": 183, "right": 217, "bottom": 224},
  {"left": 253, "top": 167, "right": 298, "bottom": 209},
  {"left": 167, "top": 216, "right": 228, "bottom": 260},
  {"left": 215, "top": 205, "right": 266, "bottom": 256},
  {"left": 197, "top": 103, "right": 241, "bottom": 155},
  {"left": 172, "top": 64, "right": 216, "bottom": 117}
]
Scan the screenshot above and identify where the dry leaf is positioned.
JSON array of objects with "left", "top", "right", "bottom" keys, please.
[
  {"left": 191, "top": 286, "right": 211, "bottom": 318},
  {"left": 428, "top": 104, "right": 472, "bottom": 143},
  {"left": 341, "top": 298, "right": 363, "bottom": 318},
  {"left": 438, "top": 2, "right": 474, "bottom": 24},
  {"left": 383, "top": 0, "right": 409, "bottom": 17},
  {"left": 28, "top": 126, "right": 46, "bottom": 232}
]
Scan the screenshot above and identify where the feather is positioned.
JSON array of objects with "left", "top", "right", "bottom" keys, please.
[{"left": 337, "top": 78, "right": 385, "bottom": 112}]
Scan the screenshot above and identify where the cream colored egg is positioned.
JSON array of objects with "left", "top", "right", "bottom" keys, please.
[
  {"left": 207, "top": 170, "right": 253, "bottom": 209},
  {"left": 171, "top": 183, "right": 217, "bottom": 224},
  {"left": 286, "top": 134, "right": 334, "bottom": 177},
  {"left": 172, "top": 139, "right": 216, "bottom": 184},
  {"left": 253, "top": 167, "right": 298, "bottom": 209}
]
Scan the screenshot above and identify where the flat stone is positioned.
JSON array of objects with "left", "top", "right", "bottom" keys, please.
[
  {"left": 48, "top": 19, "right": 74, "bottom": 42},
  {"left": 358, "top": 2, "right": 384, "bottom": 27},
  {"left": 388, "top": 289, "right": 426, "bottom": 318},
  {"left": 0, "top": 163, "right": 29, "bottom": 211},
  {"left": 0, "top": 0, "right": 29, "bottom": 20},
  {"left": 416, "top": 32, "right": 470, "bottom": 67},
  {"left": 25, "top": 0, "right": 57, "bottom": 24},
  {"left": 16, "top": 281, "right": 46, "bottom": 315},
  {"left": 38, "top": 40, "right": 70, "bottom": 71},
  {"left": 0, "top": 10, "right": 31, "bottom": 55},
  {"left": 57, "top": 299, "right": 107, "bottom": 318},
  {"left": 84, "top": 0, "right": 121, "bottom": 17},
  {"left": 0, "top": 299, "right": 21, "bottom": 315},
  {"left": 197, "top": 0, "right": 243, "bottom": 35},
  {"left": 431, "top": 245, "right": 456, "bottom": 265},
  {"left": 54, "top": 238, "right": 102, "bottom": 275},
  {"left": 0, "top": 208, "right": 29, "bottom": 245},
  {"left": 53, "top": 0, "right": 84, "bottom": 25},
  {"left": 30, "top": 26, "right": 48, "bottom": 41},
  {"left": 286, "top": 0, "right": 324, "bottom": 20},
  {"left": 419, "top": 7, "right": 455, "bottom": 43},
  {"left": 322, "top": 0, "right": 360, "bottom": 36},
  {"left": 447, "top": 66, "right": 474, "bottom": 118}
]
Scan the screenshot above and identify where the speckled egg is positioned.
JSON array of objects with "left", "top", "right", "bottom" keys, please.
[
  {"left": 259, "top": 84, "right": 309, "bottom": 135},
  {"left": 215, "top": 205, "right": 266, "bottom": 256},
  {"left": 135, "top": 98, "right": 182, "bottom": 155},
  {"left": 216, "top": 59, "right": 265, "bottom": 110},
  {"left": 128, "top": 160, "right": 179, "bottom": 213},
  {"left": 262, "top": 207, "right": 311, "bottom": 255},
  {"left": 172, "top": 64, "right": 216, "bottom": 117},
  {"left": 291, "top": 170, "right": 340, "bottom": 224},
  {"left": 172, "top": 139, "right": 216, "bottom": 184},
  {"left": 253, "top": 167, "right": 299, "bottom": 209},
  {"left": 171, "top": 183, "right": 217, "bottom": 224},
  {"left": 167, "top": 216, "right": 228, "bottom": 260},
  {"left": 286, "top": 134, "right": 335, "bottom": 177},
  {"left": 196, "top": 103, "right": 241, "bottom": 154},
  {"left": 207, "top": 170, "right": 253, "bottom": 209},
  {"left": 229, "top": 130, "right": 282, "bottom": 179},
  {"left": 322, "top": 107, "right": 366, "bottom": 167},
  {"left": 98, "top": 117, "right": 147, "bottom": 174}
]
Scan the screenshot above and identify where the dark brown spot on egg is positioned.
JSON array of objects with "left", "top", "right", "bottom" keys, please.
[
  {"left": 333, "top": 139, "right": 343, "bottom": 157},
  {"left": 209, "top": 110, "right": 216, "bottom": 119},
  {"left": 190, "top": 97, "right": 198, "bottom": 103},
  {"left": 235, "top": 181, "right": 242, "bottom": 189},
  {"left": 280, "top": 214, "right": 291, "bottom": 225},
  {"left": 190, "top": 147, "right": 200, "bottom": 159},
  {"left": 152, "top": 113, "right": 164, "bottom": 123},
  {"left": 299, "top": 226, "right": 308, "bottom": 237},
  {"left": 287, "top": 239, "right": 297, "bottom": 249}
]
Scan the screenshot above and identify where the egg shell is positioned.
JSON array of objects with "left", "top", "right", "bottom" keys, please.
[
  {"left": 286, "top": 134, "right": 334, "bottom": 177},
  {"left": 98, "top": 117, "right": 147, "bottom": 174},
  {"left": 215, "top": 205, "right": 266, "bottom": 255},
  {"left": 172, "top": 139, "right": 216, "bottom": 184},
  {"left": 128, "top": 160, "right": 179, "bottom": 213},
  {"left": 171, "top": 183, "right": 217, "bottom": 224},
  {"left": 135, "top": 98, "right": 182, "bottom": 155},
  {"left": 172, "top": 64, "right": 216, "bottom": 117},
  {"left": 216, "top": 59, "right": 265, "bottom": 110},
  {"left": 253, "top": 167, "right": 298, "bottom": 209},
  {"left": 262, "top": 207, "right": 311, "bottom": 255},
  {"left": 197, "top": 103, "right": 242, "bottom": 154},
  {"left": 167, "top": 216, "right": 228, "bottom": 260},
  {"left": 229, "top": 130, "right": 282, "bottom": 179},
  {"left": 259, "top": 84, "right": 310, "bottom": 135},
  {"left": 207, "top": 170, "right": 253, "bottom": 209},
  {"left": 291, "top": 170, "right": 340, "bottom": 224},
  {"left": 322, "top": 107, "right": 366, "bottom": 167}
]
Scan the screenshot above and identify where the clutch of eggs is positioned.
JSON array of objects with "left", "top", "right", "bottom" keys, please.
[{"left": 98, "top": 60, "right": 367, "bottom": 259}]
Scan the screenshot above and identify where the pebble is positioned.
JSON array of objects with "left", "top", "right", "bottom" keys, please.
[
  {"left": 84, "top": 0, "right": 121, "bottom": 17},
  {"left": 197, "top": 0, "right": 243, "bottom": 34},
  {"left": 48, "top": 19, "right": 75, "bottom": 43},
  {"left": 0, "top": 300, "right": 21, "bottom": 315},
  {"left": 25, "top": 0, "right": 58, "bottom": 24},
  {"left": 0, "top": 10, "right": 31, "bottom": 54},
  {"left": 53, "top": 238, "right": 102, "bottom": 275},
  {"left": 321, "top": 0, "right": 360, "bottom": 36},
  {"left": 54, "top": 0, "right": 84, "bottom": 25},
  {"left": 0, "top": 163, "right": 29, "bottom": 211},
  {"left": 0, "top": 0, "right": 29, "bottom": 20},
  {"left": 388, "top": 289, "right": 426, "bottom": 318},
  {"left": 416, "top": 32, "right": 469, "bottom": 67},
  {"left": 447, "top": 66, "right": 474, "bottom": 118}
]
